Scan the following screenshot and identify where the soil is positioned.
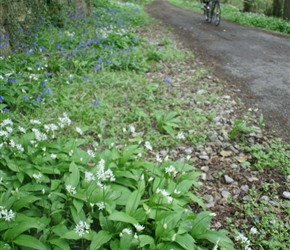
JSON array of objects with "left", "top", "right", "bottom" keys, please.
[{"left": 145, "top": 0, "right": 290, "bottom": 144}]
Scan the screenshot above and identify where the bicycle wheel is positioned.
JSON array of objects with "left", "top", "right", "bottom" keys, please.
[
  {"left": 203, "top": 5, "right": 208, "bottom": 21},
  {"left": 214, "top": 3, "right": 221, "bottom": 26},
  {"left": 207, "top": 6, "right": 212, "bottom": 23}
]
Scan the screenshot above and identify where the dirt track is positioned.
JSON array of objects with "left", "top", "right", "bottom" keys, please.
[{"left": 145, "top": 0, "right": 290, "bottom": 143}]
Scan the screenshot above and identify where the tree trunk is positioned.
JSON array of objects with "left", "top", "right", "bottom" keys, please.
[
  {"left": 272, "top": 0, "right": 283, "bottom": 17},
  {"left": 243, "top": 0, "right": 253, "bottom": 12},
  {"left": 283, "top": 0, "right": 290, "bottom": 20}
]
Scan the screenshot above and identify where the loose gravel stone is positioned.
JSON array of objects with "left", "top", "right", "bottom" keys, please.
[
  {"left": 201, "top": 166, "right": 209, "bottom": 172},
  {"left": 260, "top": 195, "right": 270, "bottom": 202},
  {"left": 241, "top": 185, "right": 249, "bottom": 193},
  {"left": 230, "top": 163, "right": 238, "bottom": 169},
  {"left": 269, "top": 200, "right": 280, "bottom": 207},
  {"left": 224, "top": 175, "right": 234, "bottom": 184},
  {"left": 184, "top": 148, "right": 192, "bottom": 155},
  {"left": 282, "top": 191, "right": 290, "bottom": 200},
  {"left": 248, "top": 176, "right": 259, "bottom": 182},
  {"left": 243, "top": 195, "right": 251, "bottom": 201},
  {"left": 221, "top": 190, "right": 231, "bottom": 198}
]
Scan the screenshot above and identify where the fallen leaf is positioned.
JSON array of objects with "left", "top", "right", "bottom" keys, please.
[
  {"left": 237, "top": 155, "right": 248, "bottom": 163},
  {"left": 220, "top": 150, "right": 232, "bottom": 157}
]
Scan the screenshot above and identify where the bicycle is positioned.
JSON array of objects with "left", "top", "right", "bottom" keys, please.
[{"left": 202, "top": 0, "right": 221, "bottom": 26}]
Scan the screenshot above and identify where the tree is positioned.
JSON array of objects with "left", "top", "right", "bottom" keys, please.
[
  {"left": 284, "top": 0, "right": 290, "bottom": 20},
  {"left": 272, "top": 0, "right": 283, "bottom": 17},
  {"left": 243, "top": 0, "right": 255, "bottom": 12}
]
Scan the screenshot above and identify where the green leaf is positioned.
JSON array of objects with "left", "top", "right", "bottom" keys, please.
[
  {"left": 61, "top": 230, "right": 81, "bottom": 240},
  {"left": 65, "top": 162, "right": 80, "bottom": 187},
  {"left": 4, "top": 216, "right": 49, "bottom": 240},
  {"left": 73, "top": 198, "right": 84, "bottom": 214},
  {"left": 13, "top": 195, "right": 41, "bottom": 211},
  {"left": 195, "top": 230, "right": 234, "bottom": 248},
  {"left": 191, "top": 211, "right": 212, "bottom": 236},
  {"left": 126, "top": 190, "right": 141, "bottom": 215},
  {"left": 13, "top": 235, "right": 46, "bottom": 250},
  {"left": 120, "top": 231, "right": 133, "bottom": 249},
  {"left": 138, "top": 235, "right": 155, "bottom": 248},
  {"left": 49, "top": 238, "right": 70, "bottom": 250},
  {"left": 89, "top": 230, "right": 112, "bottom": 250},
  {"left": 108, "top": 211, "right": 138, "bottom": 225},
  {"left": 175, "top": 233, "right": 196, "bottom": 250},
  {"left": 51, "top": 224, "right": 69, "bottom": 237},
  {"left": 186, "top": 192, "right": 206, "bottom": 211}
]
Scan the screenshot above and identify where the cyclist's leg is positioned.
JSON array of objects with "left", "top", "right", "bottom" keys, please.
[{"left": 215, "top": 2, "right": 221, "bottom": 26}]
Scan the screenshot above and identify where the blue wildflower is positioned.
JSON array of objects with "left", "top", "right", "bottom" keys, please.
[
  {"left": 8, "top": 78, "right": 16, "bottom": 83},
  {"left": 43, "top": 88, "right": 52, "bottom": 94},
  {"left": 36, "top": 94, "right": 42, "bottom": 102},
  {"left": 24, "top": 96, "right": 29, "bottom": 101},
  {"left": 2, "top": 108, "right": 8, "bottom": 113},
  {"left": 92, "top": 100, "right": 100, "bottom": 107},
  {"left": 0, "top": 95, "right": 4, "bottom": 102},
  {"left": 165, "top": 77, "right": 171, "bottom": 83},
  {"left": 82, "top": 77, "right": 88, "bottom": 82},
  {"left": 41, "top": 81, "right": 47, "bottom": 86}
]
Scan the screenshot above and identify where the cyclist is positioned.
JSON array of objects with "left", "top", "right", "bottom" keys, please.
[{"left": 201, "top": 0, "right": 210, "bottom": 20}]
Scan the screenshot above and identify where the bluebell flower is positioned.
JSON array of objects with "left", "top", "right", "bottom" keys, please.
[
  {"left": 82, "top": 77, "right": 88, "bottom": 82},
  {"left": 24, "top": 96, "right": 29, "bottom": 101},
  {"left": 41, "top": 81, "right": 47, "bottom": 86},
  {"left": 165, "top": 77, "right": 171, "bottom": 83},
  {"left": 94, "top": 64, "right": 100, "bottom": 71},
  {"left": 43, "top": 88, "right": 52, "bottom": 94},
  {"left": 8, "top": 78, "right": 16, "bottom": 83},
  {"left": 92, "top": 100, "right": 100, "bottom": 107},
  {"left": 46, "top": 72, "right": 52, "bottom": 78},
  {"left": 2, "top": 108, "right": 8, "bottom": 113},
  {"left": 0, "top": 95, "right": 4, "bottom": 101},
  {"left": 36, "top": 94, "right": 42, "bottom": 103}
]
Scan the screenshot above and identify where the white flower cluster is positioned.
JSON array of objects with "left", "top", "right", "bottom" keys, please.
[
  {"left": 74, "top": 220, "right": 90, "bottom": 237},
  {"left": 156, "top": 188, "right": 173, "bottom": 204},
  {"left": 165, "top": 165, "right": 178, "bottom": 177},
  {"left": 236, "top": 233, "right": 252, "bottom": 250},
  {"left": 96, "top": 159, "right": 115, "bottom": 182},
  {"left": 66, "top": 184, "right": 77, "bottom": 195},
  {"left": 84, "top": 159, "right": 115, "bottom": 189},
  {"left": 90, "top": 202, "right": 106, "bottom": 210},
  {"left": 32, "top": 128, "right": 48, "bottom": 141},
  {"left": 0, "top": 208, "right": 15, "bottom": 221},
  {"left": 58, "top": 113, "right": 72, "bottom": 128},
  {"left": 144, "top": 141, "right": 152, "bottom": 151}
]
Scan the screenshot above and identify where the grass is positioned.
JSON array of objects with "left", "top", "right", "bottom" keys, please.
[
  {"left": 167, "top": 0, "right": 290, "bottom": 34},
  {"left": 0, "top": 0, "right": 289, "bottom": 249}
]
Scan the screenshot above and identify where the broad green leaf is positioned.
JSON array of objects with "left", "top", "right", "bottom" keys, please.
[
  {"left": 126, "top": 190, "right": 141, "bottom": 215},
  {"left": 108, "top": 211, "right": 138, "bottom": 225},
  {"left": 138, "top": 235, "right": 155, "bottom": 248},
  {"left": 13, "top": 234, "right": 46, "bottom": 250},
  {"left": 65, "top": 162, "right": 80, "bottom": 187},
  {"left": 51, "top": 224, "right": 69, "bottom": 236},
  {"left": 73, "top": 198, "right": 84, "bottom": 214},
  {"left": 175, "top": 233, "right": 196, "bottom": 250},
  {"left": 13, "top": 195, "right": 41, "bottom": 211},
  {"left": 89, "top": 230, "right": 112, "bottom": 250},
  {"left": 195, "top": 230, "right": 234, "bottom": 248},
  {"left": 186, "top": 192, "right": 206, "bottom": 211},
  {"left": 61, "top": 230, "right": 81, "bottom": 240},
  {"left": 120, "top": 231, "right": 133, "bottom": 249},
  {"left": 191, "top": 211, "right": 212, "bottom": 236},
  {"left": 4, "top": 216, "right": 49, "bottom": 240},
  {"left": 49, "top": 238, "right": 70, "bottom": 250}
]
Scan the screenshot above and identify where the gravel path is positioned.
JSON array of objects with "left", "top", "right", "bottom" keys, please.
[
  {"left": 145, "top": 0, "right": 290, "bottom": 143},
  {"left": 140, "top": 1, "right": 290, "bottom": 243}
]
